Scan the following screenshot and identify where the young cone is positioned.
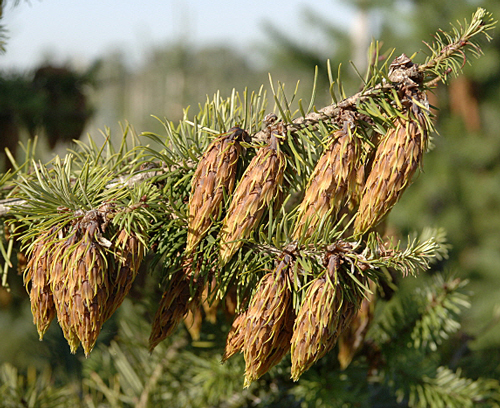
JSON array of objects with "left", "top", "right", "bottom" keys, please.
[
  {"left": 103, "top": 229, "right": 144, "bottom": 322},
  {"left": 220, "top": 135, "right": 286, "bottom": 265},
  {"left": 338, "top": 284, "right": 376, "bottom": 370},
  {"left": 290, "top": 250, "right": 361, "bottom": 381},
  {"left": 222, "top": 311, "right": 247, "bottom": 362},
  {"left": 242, "top": 254, "right": 295, "bottom": 388},
  {"left": 68, "top": 232, "right": 110, "bottom": 356},
  {"left": 24, "top": 232, "right": 56, "bottom": 339},
  {"left": 50, "top": 236, "right": 81, "bottom": 353},
  {"left": 186, "top": 127, "right": 250, "bottom": 254},
  {"left": 353, "top": 115, "right": 427, "bottom": 235},
  {"left": 149, "top": 264, "right": 202, "bottom": 351},
  {"left": 293, "top": 127, "right": 359, "bottom": 240},
  {"left": 354, "top": 55, "right": 429, "bottom": 235}
]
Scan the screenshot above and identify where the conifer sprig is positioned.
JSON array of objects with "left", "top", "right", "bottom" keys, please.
[
  {"left": 0, "top": 7, "right": 497, "bottom": 388},
  {"left": 419, "top": 8, "right": 496, "bottom": 84}
]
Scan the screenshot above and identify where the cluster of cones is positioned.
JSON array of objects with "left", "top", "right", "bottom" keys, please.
[
  {"left": 149, "top": 123, "right": 287, "bottom": 350},
  {"left": 223, "top": 243, "right": 367, "bottom": 385},
  {"left": 23, "top": 54, "right": 430, "bottom": 382},
  {"left": 24, "top": 207, "right": 143, "bottom": 356},
  {"left": 148, "top": 54, "right": 430, "bottom": 383}
]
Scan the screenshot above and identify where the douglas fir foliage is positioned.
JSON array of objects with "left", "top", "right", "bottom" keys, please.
[{"left": 0, "top": 7, "right": 499, "bottom": 408}]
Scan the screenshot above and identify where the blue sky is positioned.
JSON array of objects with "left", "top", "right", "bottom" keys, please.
[{"left": 1, "top": 0, "right": 353, "bottom": 70}]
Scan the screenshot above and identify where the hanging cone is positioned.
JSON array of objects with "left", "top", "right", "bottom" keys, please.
[
  {"left": 50, "top": 234, "right": 81, "bottom": 353},
  {"left": 68, "top": 231, "right": 110, "bottom": 356},
  {"left": 149, "top": 262, "right": 202, "bottom": 352},
  {"left": 242, "top": 254, "right": 295, "bottom": 387},
  {"left": 24, "top": 231, "right": 57, "bottom": 340},
  {"left": 290, "top": 249, "right": 361, "bottom": 381},
  {"left": 222, "top": 311, "right": 247, "bottom": 362},
  {"left": 338, "top": 282, "right": 376, "bottom": 370},
  {"left": 220, "top": 135, "right": 286, "bottom": 265},
  {"left": 354, "top": 56, "right": 429, "bottom": 235},
  {"left": 354, "top": 116, "right": 427, "bottom": 235},
  {"left": 293, "top": 128, "right": 359, "bottom": 240},
  {"left": 103, "top": 229, "right": 144, "bottom": 322},
  {"left": 186, "top": 127, "right": 250, "bottom": 254}
]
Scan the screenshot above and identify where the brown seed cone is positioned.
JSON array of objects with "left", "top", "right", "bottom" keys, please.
[
  {"left": 103, "top": 229, "right": 144, "bottom": 322},
  {"left": 290, "top": 254, "right": 361, "bottom": 381},
  {"left": 293, "top": 129, "right": 359, "bottom": 240},
  {"left": 184, "top": 307, "right": 203, "bottom": 340},
  {"left": 354, "top": 115, "right": 428, "bottom": 235},
  {"left": 223, "top": 285, "right": 238, "bottom": 318},
  {"left": 222, "top": 311, "right": 247, "bottom": 362},
  {"left": 220, "top": 136, "right": 286, "bottom": 265},
  {"left": 242, "top": 254, "right": 295, "bottom": 388},
  {"left": 201, "top": 292, "right": 219, "bottom": 324},
  {"left": 338, "top": 284, "right": 376, "bottom": 370},
  {"left": 50, "top": 238, "right": 81, "bottom": 353},
  {"left": 186, "top": 127, "right": 249, "bottom": 254},
  {"left": 149, "top": 269, "right": 202, "bottom": 352},
  {"left": 67, "top": 236, "right": 110, "bottom": 356},
  {"left": 25, "top": 233, "right": 56, "bottom": 340}
]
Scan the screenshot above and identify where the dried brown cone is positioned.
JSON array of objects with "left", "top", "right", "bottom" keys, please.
[
  {"left": 242, "top": 254, "right": 295, "bottom": 388},
  {"left": 103, "top": 229, "right": 144, "bottom": 322},
  {"left": 293, "top": 128, "right": 359, "bottom": 240},
  {"left": 149, "top": 267, "right": 202, "bottom": 352},
  {"left": 354, "top": 112, "right": 428, "bottom": 235},
  {"left": 186, "top": 127, "right": 249, "bottom": 254},
  {"left": 222, "top": 310, "right": 247, "bottom": 362},
  {"left": 67, "top": 232, "right": 110, "bottom": 356},
  {"left": 24, "top": 232, "right": 57, "bottom": 340},
  {"left": 290, "top": 253, "right": 361, "bottom": 381},
  {"left": 220, "top": 135, "right": 286, "bottom": 265},
  {"left": 50, "top": 236, "right": 81, "bottom": 353},
  {"left": 338, "top": 282, "right": 376, "bottom": 370},
  {"left": 201, "top": 283, "right": 219, "bottom": 324},
  {"left": 184, "top": 307, "right": 203, "bottom": 340}
]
